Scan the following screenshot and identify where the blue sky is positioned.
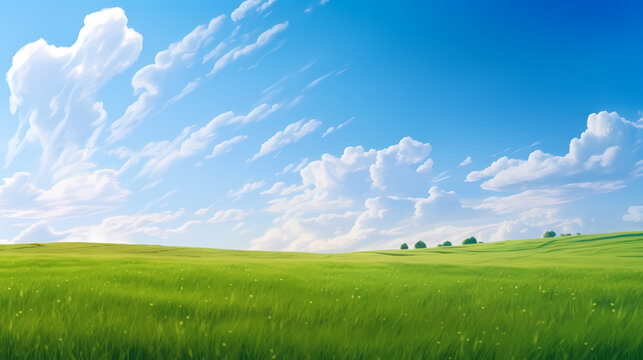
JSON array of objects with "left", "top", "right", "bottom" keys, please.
[{"left": 0, "top": 1, "right": 641, "bottom": 251}]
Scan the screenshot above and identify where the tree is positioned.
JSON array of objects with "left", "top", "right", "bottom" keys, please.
[
  {"left": 462, "top": 236, "right": 477, "bottom": 245},
  {"left": 543, "top": 231, "right": 556, "bottom": 238},
  {"left": 414, "top": 241, "right": 427, "bottom": 249},
  {"left": 400, "top": 243, "right": 409, "bottom": 250},
  {"left": 442, "top": 241, "right": 452, "bottom": 247}
]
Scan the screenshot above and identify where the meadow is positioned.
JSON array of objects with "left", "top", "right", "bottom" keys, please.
[{"left": 0, "top": 232, "right": 641, "bottom": 359}]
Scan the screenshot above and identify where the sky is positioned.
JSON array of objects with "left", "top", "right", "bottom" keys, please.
[{"left": 0, "top": 0, "right": 641, "bottom": 251}]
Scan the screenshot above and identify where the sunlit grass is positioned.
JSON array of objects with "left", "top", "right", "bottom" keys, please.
[{"left": 0, "top": 232, "right": 641, "bottom": 359}]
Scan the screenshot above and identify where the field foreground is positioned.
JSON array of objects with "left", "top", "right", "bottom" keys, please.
[{"left": 0, "top": 232, "right": 641, "bottom": 359}]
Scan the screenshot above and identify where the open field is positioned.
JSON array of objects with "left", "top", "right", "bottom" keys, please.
[{"left": 0, "top": 232, "right": 641, "bottom": 359}]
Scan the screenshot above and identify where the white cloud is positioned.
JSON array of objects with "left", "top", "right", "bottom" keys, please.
[
  {"left": 304, "top": 70, "right": 335, "bottom": 91},
  {"left": 370, "top": 137, "right": 432, "bottom": 191},
  {"left": 231, "top": 0, "right": 261, "bottom": 22},
  {"left": 209, "top": 209, "right": 248, "bottom": 223},
  {"left": 119, "top": 104, "right": 279, "bottom": 177},
  {"left": 322, "top": 116, "right": 353, "bottom": 137},
  {"left": 253, "top": 190, "right": 469, "bottom": 252},
  {"left": 8, "top": 221, "right": 66, "bottom": 244},
  {"left": 0, "top": 170, "right": 129, "bottom": 219},
  {"left": 259, "top": 0, "right": 278, "bottom": 11},
  {"left": 467, "top": 188, "right": 578, "bottom": 215},
  {"left": 250, "top": 119, "right": 321, "bottom": 161},
  {"left": 242, "top": 136, "right": 601, "bottom": 252},
  {"left": 261, "top": 182, "right": 306, "bottom": 196},
  {"left": 466, "top": 111, "right": 642, "bottom": 191},
  {"left": 60, "top": 210, "right": 185, "bottom": 243},
  {"left": 252, "top": 138, "right": 450, "bottom": 251},
  {"left": 195, "top": 207, "right": 210, "bottom": 216},
  {"left": 206, "top": 135, "right": 248, "bottom": 159},
  {"left": 166, "top": 220, "right": 201, "bottom": 234},
  {"left": 168, "top": 78, "right": 202, "bottom": 105},
  {"left": 304, "top": 64, "right": 349, "bottom": 92},
  {"left": 228, "top": 181, "right": 265, "bottom": 198},
  {"left": 6, "top": 7, "right": 142, "bottom": 170},
  {"left": 231, "top": 0, "right": 276, "bottom": 20},
  {"left": 623, "top": 206, "right": 643, "bottom": 222},
  {"left": 7, "top": 210, "right": 185, "bottom": 244},
  {"left": 416, "top": 159, "right": 434, "bottom": 173},
  {"left": 276, "top": 158, "right": 309, "bottom": 176},
  {"left": 108, "top": 15, "right": 225, "bottom": 143},
  {"left": 459, "top": 156, "right": 472, "bottom": 167},
  {"left": 210, "top": 22, "right": 289, "bottom": 76}
]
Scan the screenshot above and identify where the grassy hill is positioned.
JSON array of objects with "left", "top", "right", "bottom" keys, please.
[{"left": 0, "top": 232, "right": 641, "bottom": 359}]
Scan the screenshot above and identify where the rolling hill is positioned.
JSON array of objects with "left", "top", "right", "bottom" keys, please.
[{"left": 0, "top": 232, "right": 641, "bottom": 359}]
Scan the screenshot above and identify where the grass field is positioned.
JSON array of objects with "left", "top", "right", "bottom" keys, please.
[{"left": 0, "top": 232, "right": 641, "bottom": 359}]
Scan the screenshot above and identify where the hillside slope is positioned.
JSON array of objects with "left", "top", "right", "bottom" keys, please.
[{"left": 0, "top": 232, "right": 641, "bottom": 359}]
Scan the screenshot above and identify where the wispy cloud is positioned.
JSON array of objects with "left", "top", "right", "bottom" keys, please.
[
  {"left": 458, "top": 156, "right": 472, "bottom": 167},
  {"left": 206, "top": 135, "right": 248, "bottom": 159},
  {"left": 209, "top": 22, "right": 289, "bottom": 76},
  {"left": 322, "top": 116, "right": 354, "bottom": 137},
  {"left": 108, "top": 15, "right": 225, "bottom": 143},
  {"left": 250, "top": 119, "right": 321, "bottom": 161},
  {"left": 228, "top": 181, "right": 265, "bottom": 198}
]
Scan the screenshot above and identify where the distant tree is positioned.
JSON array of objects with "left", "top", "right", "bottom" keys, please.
[
  {"left": 414, "top": 241, "right": 427, "bottom": 249},
  {"left": 400, "top": 243, "right": 409, "bottom": 250},
  {"left": 462, "top": 237, "right": 477, "bottom": 245},
  {"left": 543, "top": 231, "right": 556, "bottom": 238},
  {"left": 442, "top": 241, "right": 452, "bottom": 247},
  {"left": 560, "top": 233, "right": 572, "bottom": 236},
  {"left": 576, "top": 233, "right": 581, "bottom": 236},
  {"left": 437, "top": 244, "right": 443, "bottom": 247}
]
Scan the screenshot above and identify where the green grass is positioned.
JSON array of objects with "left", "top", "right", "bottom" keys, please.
[{"left": 0, "top": 232, "right": 641, "bottom": 359}]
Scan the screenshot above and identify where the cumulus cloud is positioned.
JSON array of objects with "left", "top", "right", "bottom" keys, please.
[
  {"left": 370, "top": 137, "right": 432, "bottom": 191},
  {"left": 466, "top": 111, "right": 642, "bottom": 191},
  {"left": 253, "top": 190, "right": 469, "bottom": 252},
  {"left": 623, "top": 206, "right": 643, "bottom": 222},
  {"left": 286, "top": 137, "right": 432, "bottom": 207},
  {"left": 249, "top": 133, "right": 597, "bottom": 252},
  {"left": 251, "top": 138, "right": 454, "bottom": 251},
  {"left": 250, "top": 119, "right": 321, "bottom": 161},
  {"left": 209, "top": 22, "right": 288, "bottom": 76},
  {"left": 6, "top": 7, "right": 142, "bottom": 169},
  {"left": 108, "top": 15, "right": 225, "bottom": 142},
  {"left": 206, "top": 135, "right": 248, "bottom": 159}
]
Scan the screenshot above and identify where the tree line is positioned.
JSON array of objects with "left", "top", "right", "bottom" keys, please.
[
  {"left": 400, "top": 236, "right": 478, "bottom": 249},
  {"left": 400, "top": 231, "right": 583, "bottom": 249}
]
